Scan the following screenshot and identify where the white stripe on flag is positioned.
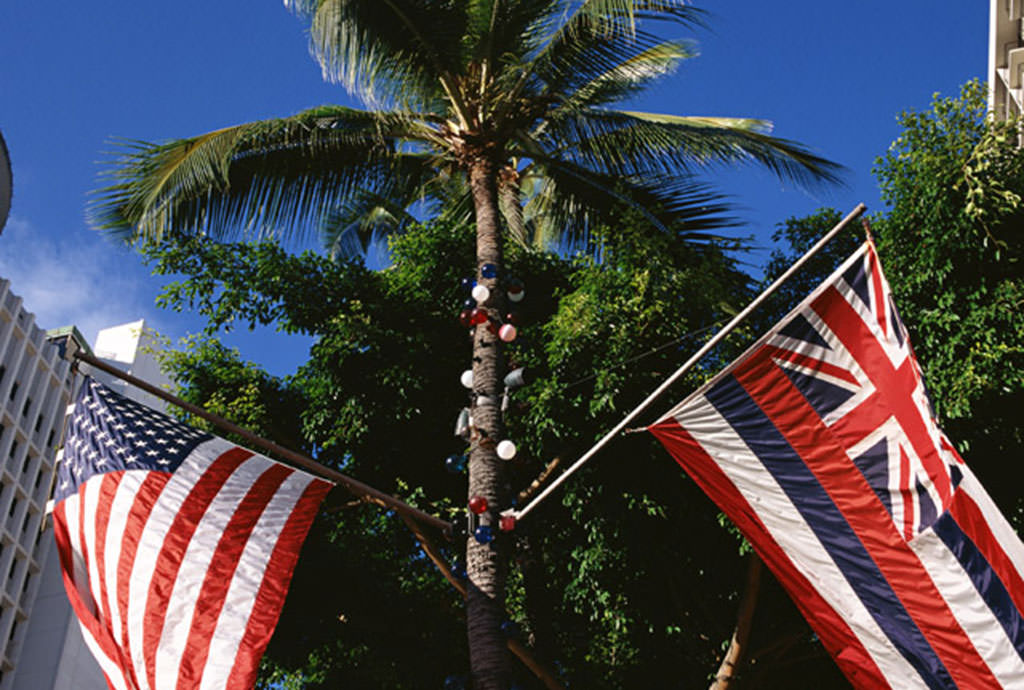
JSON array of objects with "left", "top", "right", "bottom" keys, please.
[
  {"left": 154, "top": 454, "right": 274, "bottom": 688},
  {"left": 104, "top": 471, "right": 148, "bottom": 648},
  {"left": 676, "top": 400, "right": 928, "bottom": 688},
  {"left": 909, "top": 527, "right": 1024, "bottom": 686},
  {"left": 198, "top": 469, "right": 313, "bottom": 690}
]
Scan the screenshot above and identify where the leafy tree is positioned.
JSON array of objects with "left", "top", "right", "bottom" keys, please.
[
  {"left": 90, "top": 2, "right": 840, "bottom": 685},
  {"left": 872, "top": 80, "right": 1024, "bottom": 519},
  {"left": 147, "top": 211, "right": 848, "bottom": 688}
]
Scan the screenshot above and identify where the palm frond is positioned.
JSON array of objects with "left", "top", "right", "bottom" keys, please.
[
  {"left": 514, "top": 1, "right": 703, "bottom": 101},
  {"left": 550, "top": 39, "right": 696, "bottom": 114},
  {"left": 320, "top": 151, "right": 446, "bottom": 258},
  {"left": 89, "top": 106, "right": 439, "bottom": 245},
  {"left": 286, "top": 0, "right": 467, "bottom": 112},
  {"left": 521, "top": 154, "right": 736, "bottom": 248},
  {"left": 322, "top": 190, "right": 420, "bottom": 259},
  {"left": 534, "top": 109, "right": 845, "bottom": 188}
]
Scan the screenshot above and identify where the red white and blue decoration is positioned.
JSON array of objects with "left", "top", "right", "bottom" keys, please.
[
  {"left": 53, "top": 378, "right": 332, "bottom": 690},
  {"left": 650, "top": 242, "right": 1024, "bottom": 689}
]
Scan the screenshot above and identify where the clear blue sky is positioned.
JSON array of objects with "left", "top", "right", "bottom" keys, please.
[{"left": 0, "top": 3, "right": 987, "bottom": 376}]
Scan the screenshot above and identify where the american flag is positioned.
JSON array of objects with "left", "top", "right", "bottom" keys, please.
[
  {"left": 53, "top": 377, "right": 332, "bottom": 690},
  {"left": 650, "top": 242, "right": 1024, "bottom": 688}
]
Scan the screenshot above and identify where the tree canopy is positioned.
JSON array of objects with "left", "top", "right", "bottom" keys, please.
[{"left": 147, "top": 206, "right": 860, "bottom": 687}]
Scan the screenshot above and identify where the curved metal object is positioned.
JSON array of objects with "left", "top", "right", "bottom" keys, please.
[{"left": 0, "top": 130, "right": 11, "bottom": 234}]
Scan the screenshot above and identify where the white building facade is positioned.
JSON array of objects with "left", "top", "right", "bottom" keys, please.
[
  {"left": 0, "top": 279, "right": 85, "bottom": 689},
  {"left": 9, "top": 318, "right": 171, "bottom": 689},
  {"left": 990, "top": 0, "right": 1024, "bottom": 118}
]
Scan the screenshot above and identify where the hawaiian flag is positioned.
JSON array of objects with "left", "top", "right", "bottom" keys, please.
[
  {"left": 53, "top": 377, "right": 332, "bottom": 690},
  {"left": 650, "top": 242, "right": 1024, "bottom": 688}
]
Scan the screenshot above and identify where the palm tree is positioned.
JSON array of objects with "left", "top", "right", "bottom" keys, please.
[{"left": 90, "top": 2, "right": 840, "bottom": 687}]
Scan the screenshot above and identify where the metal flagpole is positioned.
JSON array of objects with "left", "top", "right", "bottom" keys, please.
[
  {"left": 69, "top": 349, "right": 453, "bottom": 534},
  {"left": 510, "top": 203, "right": 867, "bottom": 523}
]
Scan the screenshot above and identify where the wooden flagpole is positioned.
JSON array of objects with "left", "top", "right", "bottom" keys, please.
[
  {"left": 70, "top": 349, "right": 452, "bottom": 535},
  {"left": 511, "top": 203, "right": 868, "bottom": 522}
]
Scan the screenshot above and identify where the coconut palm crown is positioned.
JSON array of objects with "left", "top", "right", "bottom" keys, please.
[
  {"left": 90, "top": 0, "right": 839, "bottom": 252},
  {"left": 89, "top": 2, "right": 841, "bottom": 688}
]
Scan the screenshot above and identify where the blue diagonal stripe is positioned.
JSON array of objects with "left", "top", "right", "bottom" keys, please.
[
  {"left": 706, "top": 375, "right": 954, "bottom": 689},
  {"left": 933, "top": 513, "right": 1024, "bottom": 663}
]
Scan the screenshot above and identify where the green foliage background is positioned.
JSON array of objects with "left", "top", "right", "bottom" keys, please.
[{"left": 141, "top": 80, "right": 1021, "bottom": 688}]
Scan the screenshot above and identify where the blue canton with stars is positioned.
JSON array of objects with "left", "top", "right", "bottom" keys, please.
[{"left": 55, "top": 377, "right": 213, "bottom": 503}]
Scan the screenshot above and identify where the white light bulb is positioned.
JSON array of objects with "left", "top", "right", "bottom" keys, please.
[
  {"left": 471, "top": 284, "right": 490, "bottom": 303},
  {"left": 497, "top": 440, "right": 517, "bottom": 460}
]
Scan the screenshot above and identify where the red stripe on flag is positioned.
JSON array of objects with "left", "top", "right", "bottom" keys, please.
[
  {"left": 949, "top": 489, "right": 1024, "bottom": 615},
  {"left": 93, "top": 474, "right": 120, "bottom": 629},
  {"left": 812, "top": 287, "right": 951, "bottom": 505},
  {"left": 899, "top": 446, "right": 914, "bottom": 542},
  {"left": 225, "top": 478, "right": 332, "bottom": 690},
  {"left": 54, "top": 497, "right": 133, "bottom": 690},
  {"left": 142, "top": 447, "right": 252, "bottom": 690},
  {"left": 868, "top": 250, "right": 888, "bottom": 338},
  {"left": 174, "top": 463, "right": 293, "bottom": 690},
  {"left": 647, "top": 418, "right": 888, "bottom": 689},
  {"left": 735, "top": 356, "right": 998, "bottom": 688},
  {"left": 117, "top": 472, "right": 171, "bottom": 690}
]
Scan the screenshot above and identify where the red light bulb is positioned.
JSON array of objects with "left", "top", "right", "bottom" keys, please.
[{"left": 468, "top": 496, "right": 488, "bottom": 514}]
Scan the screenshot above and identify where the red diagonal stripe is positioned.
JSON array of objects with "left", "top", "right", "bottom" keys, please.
[
  {"left": 55, "top": 495, "right": 133, "bottom": 690},
  {"left": 648, "top": 419, "right": 889, "bottom": 689},
  {"left": 899, "top": 446, "right": 915, "bottom": 541},
  {"left": 118, "top": 472, "right": 172, "bottom": 690},
  {"left": 226, "top": 478, "right": 332, "bottom": 690},
  {"left": 142, "top": 447, "right": 251, "bottom": 690},
  {"left": 812, "top": 286, "right": 951, "bottom": 505},
  {"left": 93, "top": 474, "right": 119, "bottom": 629},
  {"left": 175, "top": 462, "right": 292, "bottom": 689},
  {"left": 736, "top": 356, "right": 997, "bottom": 688},
  {"left": 868, "top": 249, "right": 888, "bottom": 338}
]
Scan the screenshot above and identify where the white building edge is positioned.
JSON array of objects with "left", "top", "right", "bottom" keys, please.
[
  {"left": 990, "top": 0, "right": 1024, "bottom": 118},
  {"left": 0, "top": 277, "right": 171, "bottom": 689}
]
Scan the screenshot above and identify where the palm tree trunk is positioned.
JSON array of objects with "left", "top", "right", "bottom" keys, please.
[{"left": 466, "top": 155, "right": 511, "bottom": 689}]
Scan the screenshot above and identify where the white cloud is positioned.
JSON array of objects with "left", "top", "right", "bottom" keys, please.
[{"left": 0, "top": 216, "right": 167, "bottom": 345}]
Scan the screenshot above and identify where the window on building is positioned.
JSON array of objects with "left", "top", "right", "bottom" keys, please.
[
  {"left": 46, "top": 428, "right": 55, "bottom": 449},
  {"left": 7, "top": 440, "right": 16, "bottom": 461},
  {"left": 8, "top": 497, "right": 17, "bottom": 519},
  {"left": 8, "top": 556, "right": 19, "bottom": 582},
  {"left": 33, "top": 414, "right": 42, "bottom": 433},
  {"left": 20, "top": 453, "right": 30, "bottom": 474},
  {"left": 21, "top": 396, "right": 31, "bottom": 417},
  {"left": 0, "top": 365, "right": 5, "bottom": 383},
  {"left": 8, "top": 381, "right": 17, "bottom": 401}
]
